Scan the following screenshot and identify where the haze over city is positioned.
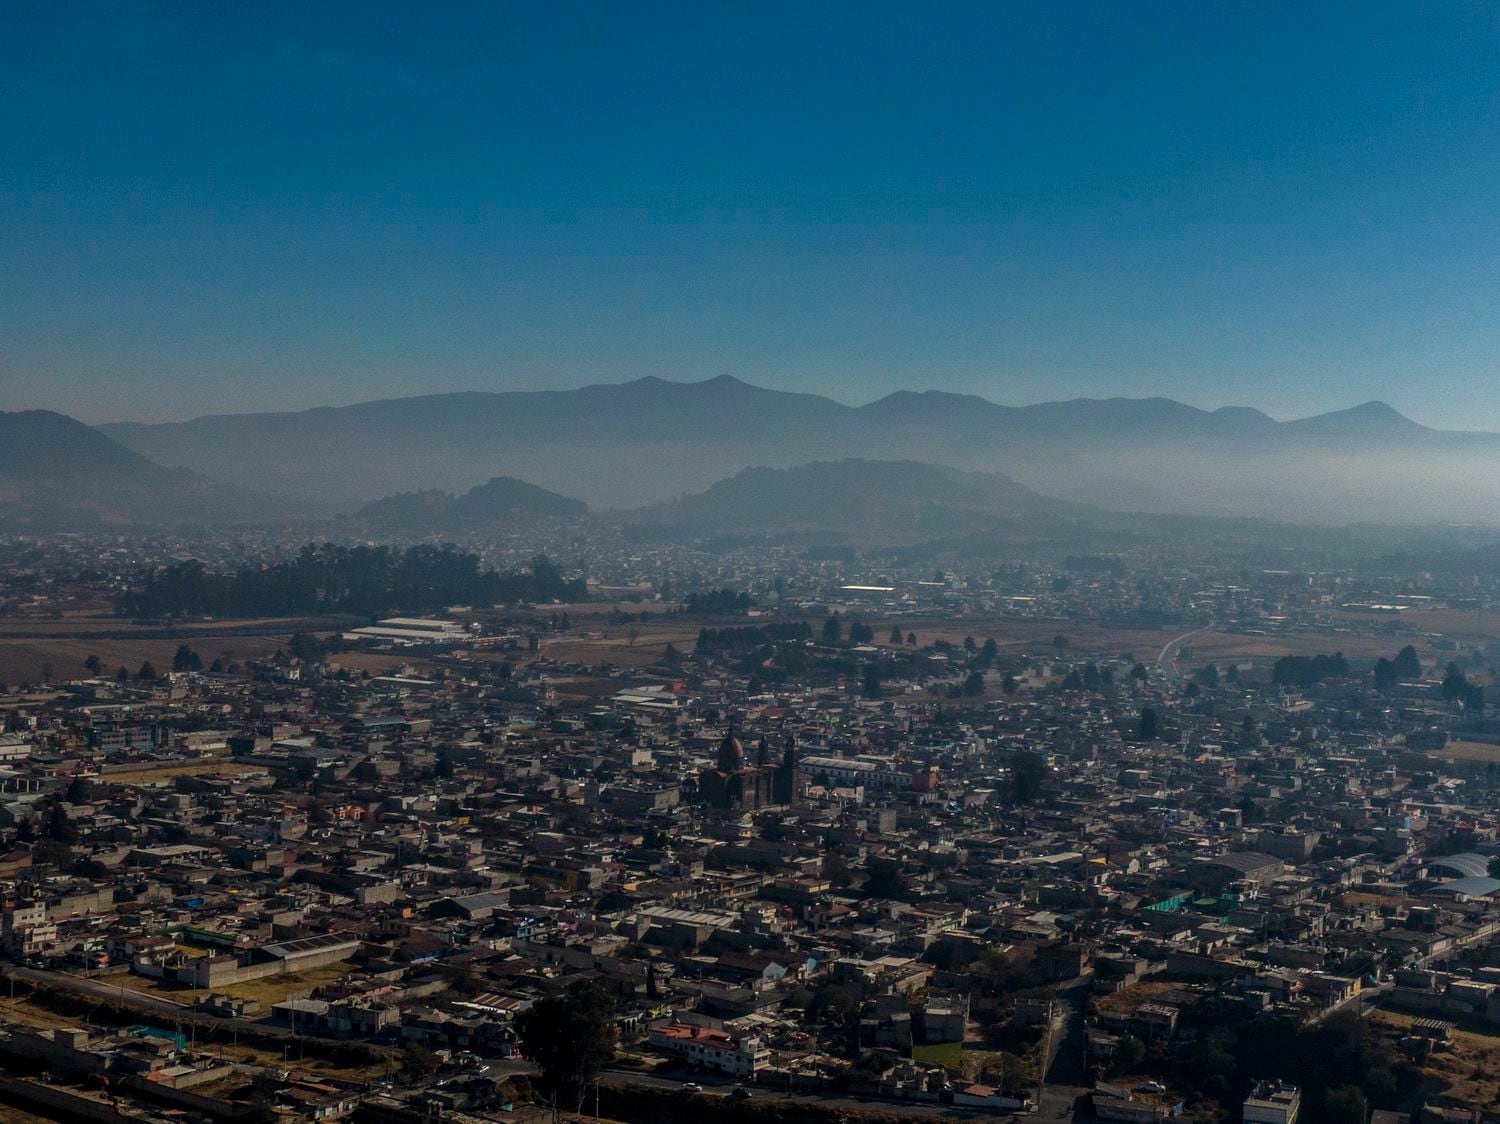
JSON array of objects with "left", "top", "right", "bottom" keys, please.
[{"left": 7, "top": 7, "right": 1500, "bottom": 1124}]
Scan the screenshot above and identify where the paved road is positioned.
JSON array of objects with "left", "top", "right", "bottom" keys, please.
[
  {"left": 1156, "top": 628, "right": 1206, "bottom": 684},
  {"left": 603, "top": 1068, "right": 1002, "bottom": 1119},
  {"left": 1034, "top": 977, "right": 1090, "bottom": 1123}
]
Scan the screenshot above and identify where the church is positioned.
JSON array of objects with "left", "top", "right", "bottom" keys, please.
[{"left": 699, "top": 727, "right": 798, "bottom": 812}]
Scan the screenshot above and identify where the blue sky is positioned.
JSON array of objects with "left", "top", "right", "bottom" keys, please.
[{"left": 4, "top": 2, "right": 1500, "bottom": 425}]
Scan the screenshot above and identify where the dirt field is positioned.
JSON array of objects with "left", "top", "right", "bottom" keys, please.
[
  {"left": 116, "top": 963, "right": 352, "bottom": 1010},
  {"left": 1427, "top": 740, "right": 1500, "bottom": 763},
  {"left": 101, "top": 760, "right": 269, "bottom": 785},
  {"left": 215, "top": 964, "right": 353, "bottom": 1007}
]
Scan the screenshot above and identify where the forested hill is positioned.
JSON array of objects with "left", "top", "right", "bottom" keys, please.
[{"left": 114, "top": 544, "right": 585, "bottom": 618}]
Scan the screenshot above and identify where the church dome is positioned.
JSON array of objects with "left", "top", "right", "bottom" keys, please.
[{"left": 717, "top": 727, "right": 746, "bottom": 772}]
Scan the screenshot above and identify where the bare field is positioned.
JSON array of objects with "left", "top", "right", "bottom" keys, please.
[
  {"left": 1429, "top": 740, "right": 1500, "bottom": 763},
  {"left": 102, "top": 760, "right": 269, "bottom": 785},
  {"left": 1342, "top": 606, "right": 1499, "bottom": 644},
  {"left": 216, "top": 964, "right": 353, "bottom": 1006},
  {"left": 0, "top": 634, "right": 291, "bottom": 686}
]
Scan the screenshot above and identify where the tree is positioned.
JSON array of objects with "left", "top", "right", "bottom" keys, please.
[
  {"left": 514, "top": 981, "right": 615, "bottom": 1116},
  {"left": 848, "top": 620, "right": 874, "bottom": 645},
  {"left": 1320, "top": 1085, "right": 1367, "bottom": 1124},
  {"left": 906, "top": 631, "right": 917, "bottom": 646},
  {"left": 136, "top": 660, "right": 157, "bottom": 681},
  {"left": 172, "top": 644, "right": 202, "bottom": 672},
  {"left": 401, "top": 1042, "right": 441, "bottom": 1078},
  {"left": 1001, "top": 674, "right": 1018, "bottom": 695},
  {"left": 1373, "top": 657, "right": 1397, "bottom": 692},
  {"left": 1273, "top": 652, "right": 1349, "bottom": 688},
  {"left": 980, "top": 637, "right": 998, "bottom": 666},
  {"left": 1108, "top": 1035, "right": 1146, "bottom": 1077},
  {"left": 963, "top": 635, "right": 977, "bottom": 653},
  {"left": 821, "top": 613, "right": 842, "bottom": 645},
  {"left": 115, "top": 666, "right": 129, "bottom": 683},
  {"left": 1193, "top": 664, "right": 1219, "bottom": 689},
  {"left": 83, "top": 654, "right": 103, "bottom": 676},
  {"left": 1130, "top": 662, "right": 1149, "bottom": 681},
  {"left": 1442, "top": 661, "right": 1469, "bottom": 703},
  {"left": 963, "top": 669, "right": 985, "bottom": 697},
  {"left": 288, "top": 632, "right": 322, "bottom": 662},
  {"left": 1394, "top": 643, "right": 1422, "bottom": 678},
  {"left": 1463, "top": 681, "right": 1486, "bottom": 713},
  {"left": 65, "top": 776, "right": 94, "bottom": 804},
  {"left": 1137, "top": 706, "right": 1160, "bottom": 741},
  {"left": 1010, "top": 751, "right": 1046, "bottom": 804},
  {"left": 889, "top": 625, "right": 903, "bottom": 644},
  {"left": 861, "top": 664, "right": 882, "bottom": 699},
  {"left": 662, "top": 642, "right": 682, "bottom": 666},
  {"left": 43, "top": 802, "right": 78, "bottom": 845}
]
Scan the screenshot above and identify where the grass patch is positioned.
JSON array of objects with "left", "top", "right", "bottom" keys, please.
[{"left": 912, "top": 1040, "right": 964, "bottom": 1069}]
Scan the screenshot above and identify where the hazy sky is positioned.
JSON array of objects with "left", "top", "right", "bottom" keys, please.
[{"left": 5, "top": 3, "right": 1500, "bottom": 426}]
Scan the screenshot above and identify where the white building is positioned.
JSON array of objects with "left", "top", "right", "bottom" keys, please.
[
  {"left": 799, "top": 754, "right": 911, "bottom": 791},
  {"left": 647, "top": 1023, "right": 769, "bottom": 1077},
  {"left": 345, "top": 617, "right": 469, "bottom": 646},
  {"left": 1243, "top": 1080, "right": 1300, "bottom": 1124}
]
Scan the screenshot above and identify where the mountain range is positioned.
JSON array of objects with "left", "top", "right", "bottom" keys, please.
[
  {"left": 3, "top": 377, "right": 1497, "bottom": 529},
  {"left": 93, "top": 376, "right": 1500, "bottom": 523}
]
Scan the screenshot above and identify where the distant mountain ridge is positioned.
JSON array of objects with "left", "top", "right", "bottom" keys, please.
[
  {"left": 0, "top": 410, "right": 281, "bottom": 528},
  {"left": 80, "top": 375, "right": 1500, "bottom": 523},
  {"left": 632, "top": 459, "right": 1082, "bottom": 544}
]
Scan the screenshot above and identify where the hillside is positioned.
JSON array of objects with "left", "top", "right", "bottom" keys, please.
[
  {"left": 357, "top": 476, "right": 587, "bottom": 533},
  {"left": 0, "top": 410, "right": 284, "bottom": 529},
  {"left": 629, "top": 459, "right": 1088, "bottom": 545}
]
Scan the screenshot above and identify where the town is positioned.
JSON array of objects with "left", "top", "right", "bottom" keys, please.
[{"left": 0, "top": 529, "right": 1497, "bottom": 1124}]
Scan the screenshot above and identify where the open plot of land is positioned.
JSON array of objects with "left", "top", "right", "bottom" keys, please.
[
  {"left": 1092, "top": 981, "right": 1182, "bottom": 1018},
  {"left": 0, "top": 992, "right": 87, "bottom": 1031},
  {"left": 0, "top": 634, "right": 291, "bottom": 686},
  {"left": 910, "top": 1040, "right": 963, "bottom": 1068},
  {"left": 1370, "top": 1007, "right": 1500, "bottom": 1111},
  {"left": 215, "top": 964, "right": 355, "bottom": 1007},
  {"left": 1428, "top": 740, "right": 1500, "bottom": 763},
  {"left": 101, "top": 759, "right": 269, "bottom": 785}
]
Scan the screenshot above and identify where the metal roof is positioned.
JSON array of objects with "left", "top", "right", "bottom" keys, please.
[{"left": 1429, "top": 853, "right": 1491, "bottom": 879}]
